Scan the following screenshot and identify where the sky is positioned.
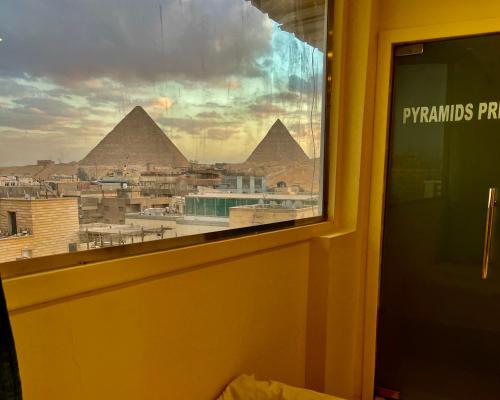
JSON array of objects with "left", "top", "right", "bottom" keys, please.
[{"left": 0, "top": 0, "right": 325, "bottom": 166}]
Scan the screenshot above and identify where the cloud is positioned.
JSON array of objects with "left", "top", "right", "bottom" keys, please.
[
  {"left": 196, "top": 111, "right": 222, "bottom": 119},
  {"left": 195, "top": 101, "right": 230, "bottom": 109},
  {"left": 0, "top": 98, "right": 114, "bottom": 139},
  {"left": 288, "top": 74, "right": 323, "bottom": 96},
  {"left": 14, "top": 97, "right": 81, "bottom": 118},
  {"left": 0, "top": 0, "right": 272, "bottom": 84},
  {"left": 0, "top": 129, "right": 91, "bottom": 165},
  {"left": 256, "top": 92, "right": 302, "bottom": 103},
  {"left": 226, "top": 79, "right": 241, "bottom": 89},
  {"left": 0, "top": 106, "right": 64, "bottom": 130},
  {"left": 205, "top": 127, "right": 239, "bottom": 140},
  {"left": 147, "top": 97, "right": 175, "bottom": 111},
  {"left": 0, "top": 79, "right": 41, "bottom": 98},
  {"left": 248, "top": 103, "right": 286, "bottom": 116},
  {"left": 158, "top": 115, "right": 241, "bottom": 140}
]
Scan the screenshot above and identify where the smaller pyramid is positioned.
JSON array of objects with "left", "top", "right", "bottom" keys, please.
[
  {"left": 246, "top": 119, "right": 309, "bottom": 163},
  {"left": 80, "top": 106, "right": 188, "bottom": 167}
]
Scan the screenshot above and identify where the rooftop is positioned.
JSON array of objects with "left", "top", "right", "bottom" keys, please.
[{"left": 185, "top": 192, "right": 318, "bottom": 200}]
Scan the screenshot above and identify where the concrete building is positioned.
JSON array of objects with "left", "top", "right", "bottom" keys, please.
[
  {"left": 139, "top": 172, "right": 179, "bottom": 195},
  {"left": 0, "top": 198, "right": 79, "bottom": 263},
  {"left": 184, "top": 192, "right": 318, "bottom": 218},
  {"left": 80, "top": 223, "right": 169, "bottom": 249},
  {"left": 0, "top": 175, "right": 34, "bottom": 187},
  {"left": 0, "top": 176, "right": 16, "bottom": 187},
  {"left": 98, "top": 189, "right": 172, "bottom": 224},
  {"left": 229, "top": 204, "right": 318, "bottom": 228},
  {"left": 218, "top": 175, "right": 267, "bottom": 193},
  {"left": 125, "top": 213, "right": 230, "bottom": 238}
]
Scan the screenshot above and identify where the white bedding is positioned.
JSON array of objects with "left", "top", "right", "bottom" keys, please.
[{"left": 217, "top": 375, "right": 345, "bottom": 400}]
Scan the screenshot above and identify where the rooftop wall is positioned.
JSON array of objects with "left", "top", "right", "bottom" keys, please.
[{"left": 0, "top": 198, "right": 79, "bottom": 262}]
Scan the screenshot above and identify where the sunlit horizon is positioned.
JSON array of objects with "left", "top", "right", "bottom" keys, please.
[{"left": 0, "top": 0, "right": 324, "bottom": 167}]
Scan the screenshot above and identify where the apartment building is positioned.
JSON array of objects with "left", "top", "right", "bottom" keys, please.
[{"left": 0, "top": 198, "right": 79, "bottom": 263}]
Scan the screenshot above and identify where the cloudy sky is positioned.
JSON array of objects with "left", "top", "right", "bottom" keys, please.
[{"left": 0, "top": 0, "right": 325, "bottom": 166}]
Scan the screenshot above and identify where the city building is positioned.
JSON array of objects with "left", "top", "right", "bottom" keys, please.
[
  {"left": 0, "top": 198, "right": 79, "bottom": 263},
  {"left": 218, "top": 175, "right": 267, "bottom": 193},
  {"left": 0, "top": 175, "right": 34, "bottom": 187},
  {"left": 97, "top": 189, "right": 172, "bottom": 224},
  {"left": 184, "top": 192, "right": 318, "bottom": 218},
  {"left": 125, "top": 212, "right": 230, "bottom": 238},
  {"left": 80, "top": 223, "right": 169, "bottom": 249},
  {"left": 229, "top": 204, "right": 317, "bottom": 228}
]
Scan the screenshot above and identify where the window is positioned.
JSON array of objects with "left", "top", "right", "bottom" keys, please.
[
  {"left": 0, "top": 0, "right": 332, "bottom": 268},
  {"left": 8, "top": 212, "right": 17, "bottom": 235}
]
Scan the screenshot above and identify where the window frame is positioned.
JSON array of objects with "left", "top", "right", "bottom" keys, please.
[{"left": 0, "top": 0, "right": 335, "bottom": 278}]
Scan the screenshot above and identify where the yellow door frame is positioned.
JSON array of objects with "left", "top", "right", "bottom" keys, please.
[{"left": 362, "top": 17, "right": 500, "bottom": 400}]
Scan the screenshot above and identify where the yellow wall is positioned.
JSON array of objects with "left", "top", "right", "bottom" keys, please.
[
  {"left": 3, "top": 0, "right": 376, "bottom": 398},
  {"left": 10, "top": 242, "right": 310, "bottom": 399},
  {"left": 7, "top": 1, "right": 500, "bottom": 400},
  {"left": 3, "top": 1, "right": 358, "bottom": 399},
  {"left": 379, "top": 0, "right": 500, "bottom": 30}
]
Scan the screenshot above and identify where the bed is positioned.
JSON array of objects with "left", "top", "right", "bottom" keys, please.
[{"left": 217, "top": 375, "right": 344, "bottom": 400}]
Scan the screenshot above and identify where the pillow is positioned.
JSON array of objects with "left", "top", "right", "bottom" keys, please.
[{"left": 217, "top": 374, "right": 344, "bottom": 400}]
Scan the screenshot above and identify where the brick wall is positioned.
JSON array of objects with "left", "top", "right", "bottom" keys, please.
[
  {"left": 0, "top": 198, "right": 79, "bottom": 263},
  {"left": 0, "top": 199, "right": 33, "bottom": 234}
]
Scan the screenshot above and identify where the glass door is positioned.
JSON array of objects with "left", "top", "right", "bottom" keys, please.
[{"left": 376, "top": 34, "right": 500, "bottom": 400}]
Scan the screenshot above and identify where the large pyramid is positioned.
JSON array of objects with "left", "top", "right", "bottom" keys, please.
[
  {"left": 246, "top": 119, "right": 309, "bottom": 163},
  {"left": 80, "top": 106, "right": 189, "bottom": 167}
]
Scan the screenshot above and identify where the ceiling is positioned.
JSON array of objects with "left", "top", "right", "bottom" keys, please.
[{"left": 247, "top": 0, "right": 327, "bottom": 51}]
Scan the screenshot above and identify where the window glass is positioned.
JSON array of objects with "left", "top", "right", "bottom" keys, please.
[{"left": 0, "top": 0, "right": 329, "bottom": 266}]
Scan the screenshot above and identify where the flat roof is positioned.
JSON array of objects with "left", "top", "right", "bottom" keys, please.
[
  {"left": 185, "top": 193, "right": 318, "bottom": 200},
  {"left": 81, "top": 223, "right": 170, "bottom": 235},
  {"left": 0, "top": 197, "right": 77, "bottom": 201}
]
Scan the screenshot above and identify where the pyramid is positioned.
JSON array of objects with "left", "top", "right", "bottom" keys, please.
[
  {"left": 246, "top": 119, "right": 309, "bottom": 163},
  {"left": 80, "top": 106, "right": 189, "bottom": 167}
]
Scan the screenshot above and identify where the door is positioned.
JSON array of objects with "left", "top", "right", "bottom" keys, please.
[{"left": 376, "top": 35, "right": 500, "bottom": 400}]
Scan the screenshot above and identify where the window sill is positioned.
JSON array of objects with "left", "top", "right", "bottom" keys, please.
[{"left": 4, "top": 220, "right": 336, "bottom": 312}]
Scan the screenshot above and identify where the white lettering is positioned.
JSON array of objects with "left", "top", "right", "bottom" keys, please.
[
  {"left": 438, "top": 105, "right": 450, "bottom": 122},
  {"left": 420, "top": 106, "right": 429, "bottom": 123},
  {"left": 411, "top": 107, "right": 420, "bottom": 123},
  {"left": 464, "top": 103, "right": 474, "bottom": 121},
  {"left": 488, "top": 101, "right": 498, "bottom": 119},
  {"left": 403, "top": 107, "right": 411, "bottom": 124},
  {"left": 478, "top": 102, "right": 488, "bottom": 120},
  {"left": 429, "top": 106, "right": 438, "bottom": 122},
  {"left": 455, "top": 104, "right": 465, "bottom": 121}
]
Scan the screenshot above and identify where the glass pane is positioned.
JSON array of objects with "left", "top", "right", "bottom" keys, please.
[
  {"left": 0, "top": 0, "right": 329, "bottom": 267},
  {"left": 377, "top": 35, "right": 500, "bottom": 400}
]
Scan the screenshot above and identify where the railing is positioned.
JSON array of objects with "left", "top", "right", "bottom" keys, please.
[{"left": 0, "top": 228, "right": 32, "bottom": 240}]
